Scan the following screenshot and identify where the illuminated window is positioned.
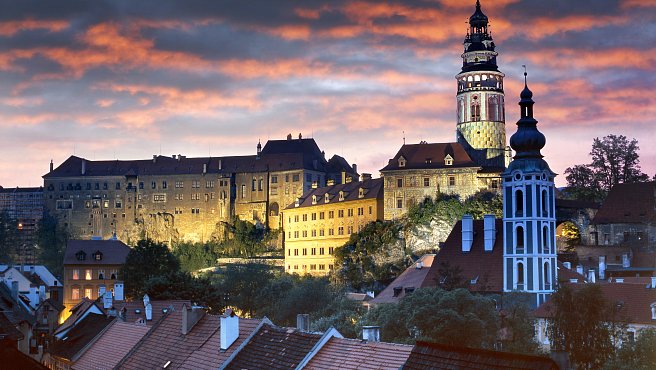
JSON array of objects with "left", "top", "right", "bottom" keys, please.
[
  {"left": 85, "top": 288, "right": 92, "bottom": 299},
  {"left": 85, "top": 269, "right": 92, "bottom": 280},
  {"left": 471, "top": 102, "right": 480, "bottom": 121},
  {"left": 424, "top": 178, "right": 430, "bottom": 187},
  {"left": 72, "top": 269, "right": 80, "bottom": 280},
  {"left": 71, "top": 287, "right": 80, "bottom": 300}
]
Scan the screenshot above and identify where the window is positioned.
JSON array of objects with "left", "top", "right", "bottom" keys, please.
[
  {"left": 294, "top": 231, "right": 299, "bottom": 238},
  {"left": 319, "top": 229, "right": 324, "bottom": 236},
  {"left": 71, "top": 287, "right": 80, "bottom": 300},
  {"left": 206, "top": 180, "right": 215, "bottom": 188},
  {"left": 311, "top": 248, "right": 316, "bottom": 255},
  {"left": 319, "top": 264, "right": 325, "bottom": 270},
  {"left": 319, "top": 212, "right": 325, "bottom": 220},
  {"left": 338, "top": 227, "right": 344, "bottom": 235},
  {"left": 541, "top": 189, "right": 548, "bottom": 216},
  {"left": 98, "top": 270, "right": 105, "bottom": 280},
  {"left": 302, "top": 230, "right": 307, "bottom": 238},
  {"left": 398, "top": 156, "right": 406, "bottom": 167},
  {"left": 516, "top": 226, "right": 525, "bottom": 250},
  {"left": 471, "top": 102, "right": 480, "bottom": 121},
  {"left": 357, "top": 207, "right": 364, "bottom": 216},
  {"left": 651, "top": 303, "right": 656, "bottom": 320},
  {"left": 397, "top": 198, "right": 403, "bottom": 209},
  {"left": 369, "top": 206, "right": 373, "bottom": 215},
  {"left": 328, "top": 211, "right": 334, "bottom": 219},
  {"left": 444, "top": 155, "right": 453, "bottom": 166},
  {"left": 302, "top": 248, "right": 307, "bottom": 256},
  {"left": 271, "top": 176, "right": 278, "bottom": 184},
  {"left": 397, "top": 178, "right": 403, "bottom": 187},
  {"left": 339, "top": 191, "right": 345, "bottom": 201},
  {"left": 338, "top": 210, "right": 344, "bottom": 218},
  {"left": 93, "top": 251, "right": 102, "bottom": 261},
  {"left": 103, "top": 182, "right": 108, "bottom": 190},
  {"left": 252, "top": 178, "right": 256, "bottom": 191},
  {"left": 294, "top": 249, "right": 299, "bottom": 256},
  {"left": 310, "top": 264, "right": 316, "bottom": 270},
  {"left": 139, "top": 182, "right": 144, "bottom": 189},
  {"left": 448, "top": 176, "right": 456, "bottom": 187},
  {"left": 85, "top": 288, "right": 93, "bottom": 299},
  {"left": 491, "top": 180, "right": 498, "bottom": 189},
  {"left": 329, "top": 247, "right": 334, "bottom": 254},
  {"left": 320, "top": 247, "right": 325, "bottom": 255},
  {"left": 516, "top": 262, "right": 525, "bottom": 290},
  {"left": 72, "top": 269, "right": 80, "bottom": 280},
  {"left": 115, "top": 182, "right": 121, "bottom": 190},
  {"left": 424, "top": 178, "right": 430, "bottom": 187},
  {"left": 542, "top": 226, "right": 549, "bottom": 253},
  {"left": 162, "top": 181, "right": 168, "bottom": 189},
  {"left": 347, "top": 226, "right": 353, "bottom": 234},
  {"left": 85, "top": 269, "right": 92, "bottom": 280},
  {"left": 115, "top": 200, "right": 122, "bottom": 208},
  {"left": 347, "top": 209, "right": 353, "bottom": 217},
  {"left": 328, "top": 228, "right": 334, "bottom": 236},
  {"left": 544, "top": 262, "right": 551, "bottom": 290},
  {"left": 175, "top": 193, "right": 183, "bottom": 200},
  {"left": 311, "top": 230, "right": 316, "bottom": 237},
  {"left": 311, "top": 213, "right": 316, "bottom": 220},
  {"left": 153, "top": 194, "right": 166, "bottom": 202},
  {"left": 175, "top": 181, "right": 184, "bottom": 188},
  {"left": 151, "top": 181, "right": 157, "bottom": 189},
  {"left": 515, "top": 189, "right": 524, "bottom": 216},
  {"left": 302, "top": 214, "right": 308, "bottom": 222},
  {"left": 292, "top": 174, "right": 300, "bottom": 182},
  {"left": 241, "top": 184, "right": 246, "bottom": 198},
  {"left": 325, "top": 193, "right": 330, "bottom": 203}
]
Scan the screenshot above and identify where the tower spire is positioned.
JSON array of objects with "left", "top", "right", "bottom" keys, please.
[{"left": 509, "top": 69, "right": 545, "bottom": 160}]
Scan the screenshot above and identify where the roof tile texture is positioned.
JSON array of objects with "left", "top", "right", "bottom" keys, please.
[
  {"left": 72, "top": 321, "right": 149, "bottom": 370},
  {"left": 305, "top": 337, "right": 413, "bottom": 370},
  {"left": 592, "top": 181, "right": 656, "bottom": 224}
]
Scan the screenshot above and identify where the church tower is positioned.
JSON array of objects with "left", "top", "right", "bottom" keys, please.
[
  {"left": 456, "top": 0, "right": 507, "bottom": 169},
  {"left": 502, "top": 73, "right": 557, "bottom": 307}
]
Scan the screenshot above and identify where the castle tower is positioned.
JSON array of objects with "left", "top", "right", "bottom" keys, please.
[
  {"left": 502, "top": 73, "right": 557, "bottom": 307},
  {"left": 456, "top": 0, "right": 507, "bottom": 169}
]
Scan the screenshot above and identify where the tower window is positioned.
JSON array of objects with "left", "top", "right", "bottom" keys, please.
[
  {"left": 516, "top": 226, "right": 525, "bottom": 251},
  {"left": 541, "top": 189, "right": 548, "bottom": 217},
  {"left": 515, "top": 189, "right": 524, "bottom": 216},
  {"left": 544, "top": 262, "right": 551, "bottom": 290},
  {"left": 542, "top": 225, "right": 549, "bottom": 253},
  {"left": 471, "top": 103, "right": 480, "bottom": 121},
  {"left": 516, "top": 262, "right": 525, "bottom": 290}
]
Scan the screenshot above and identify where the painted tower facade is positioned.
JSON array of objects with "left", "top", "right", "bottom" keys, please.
[
  {"left": 456, "top": 1, "right": 507, "bottom": 169},
  {"left": 502, "top": 74, "right": 557, "bottom": 308}
]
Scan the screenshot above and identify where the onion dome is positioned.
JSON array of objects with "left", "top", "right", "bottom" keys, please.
[
  {"left": 469, "top": 0, "right": 489, "bottom": 28},
  {"left": 509, "top": 72, "right": 546, "bottom": 159}
]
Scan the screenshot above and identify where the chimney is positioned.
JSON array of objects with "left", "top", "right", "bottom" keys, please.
[
  {"left": 352, "top": 163, "right": 357, "bottom": 174},
  {"left": 483, "top": 214, "right": 496, "bottom": 252},
  {"left": 563, "top": 262, "right": 572, "bottom": 270},
  {"left": 588, "top": 269, "right": 596, "bottom": 284},
  {"left": 576, "top": 265, "right": 584, "bottom": 276},
  {"left": 153, "top": 155, "right": 157, "bottom": 163},
  {"left": 361, "top": 173, "right": 372, "bottom": 181},
  {"left": 362, "top": 326, "right": 380, "bottom": 342},
  {"left": 416, "top": 261, "right": 423, "bottom": 269},
  {"left": 143, "top": 294, "right": 150, "bottom": 307},
  {"left": 296, "top": 314, "right": 310, "bottom": 332},
  {"left": 103, "top": 291, "right": 113, "bottom": 309},
  {"left": 203, "top": 163, "right": 207, "bottom": 174},
  {"left": 341, "top": 171, "right": 346, "bottom": 184},
  {"left": 461, "top": 215, "right": 474, "bottom": 252},
  {"left": 651, "top": 276, "right": 656, "bottom": 289},
  {"left": 39, "top": 286, "right": 46, "bottom": 302},
  {"left": 598, "top": 256, "right": 606, "bottom": 280},
  {"left": 49, "top": 160, "right": 53, "bottom": 172},
  {"left": 81, "top": 160, "right": 86, "bottom": 175},
  {"left": 10, "top": 281, "right": 18, "bottom": 301},
  {"left": 220, "top": 309, "right": 239, "bottom": 351},
  {"left": 218, "top": 159, "right": 222, "bottom": 170},
  {"left": 287, "top": 133, "right": 292, "bottom": 140},
  {"left": 622, "top": 254, "right": 630, "bottom": 268},
  {"left": 298, "top": 133, "right": 302, "bottom": 139},
  {"left": 181, "top": 305, "right": 205, "bottom": 335},
  {"left": 145, "top": 303, "right": 152, "bottom": 321},
  {"left": 257, "top": 141, "right": 262, "bottom": 157},
  {"left": 98, "top": 284, "right": 106, "bottom": 299},
  {"left": 113, "top": 281, "right": 124, "bottom": 301}
]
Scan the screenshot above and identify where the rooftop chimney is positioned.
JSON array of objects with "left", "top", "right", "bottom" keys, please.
[
  {"left": 563, "top": 262, "right": 572, "bottom": 269},
  {"left": 98, "top": 284, "right": 106, "bottom": 298},
  {"left": 10, "top": 281, "right": 18, "bottom": 301},
  {"left": 218, "top": 159, "right": 222, "bottom": 170},
  {"left": 598, "top": 256, "right": 606, "bottom": 280},
  {"left": 622, "top": 254, "right": 630, "bottom": 268},
  {"left": 361, "top": 173, "right": 372, "bottom": 181},
  {"left": 81, "top": 160, "right": 86, "bottom": 175},
  {"left": 49, "top": 160, "right": 53, "bottom": 172},
  {"left": 257, "top": 140, "right": 262, "bottom": 157},
  {"left": 588, "top": 269, "right": 596, "bottom": 284},
  {"left": 220, "top": 309, "right": 239, "bottom": 351},
  {"left": 287, "top": 133, "right": 292, "bottom": 140},
  {"left": 362, "top": 326, "right": 380, "bottom": 342},
  {"left": 352, "top": 164, "right": 357, "bottom": 174},
  {"left": 462, "top": 215, "right": 474, "bottom": 252},
  {"left": 296, "top": 314, "right": 310, "bottom": 332},
  {"left": 143, "top": 294, "right": 150, "bottom": 307},
  {"left": 651, "top": 276, "right": 656, "bottom": 289},
  {"left": 576, "top": 265, "right": 584, "bottom": 276},
  {"left": 102, "top": 290, "right": 113, "bottom": 309},
  {"left": 483, "top": 214, "right": 496, "bottom": 252},
  {"left": 298, "top": 133, "right": 302, "bottom": 139},
  {"left": 203, "top": 163, "right": 207, "bottom": 174},
  {"left": 341, "top": 171, "right": 346, "bottom": 184},
  {"left": 113, "top": 281, "right": 124, "bottom": 301},
  {"left": 145, "top": 303, "right": 152, "bottom": 321},
  {"left": 181, "top": 304, "right": 205, "bottom": 335},
  {"left": 153, "top": 155, "right": 157, "bottom": 163}
]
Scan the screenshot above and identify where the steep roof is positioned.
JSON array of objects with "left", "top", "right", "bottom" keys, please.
[
  {"left": 223, "top": 323, "right": 323, "bottom": 370},
  {"left": 425, "top": 219, "right": 505, "bottom": 293},
  {"left": 533, "top": 282, "right": 656, "bottom": 325},
  {"left": 371, "top": 254, "right": 436, "bottom": 304},
  {"left": 50, "top": 313, "right": 115, "bottom": 361},
  {"left": 116, "top": 299, "right": 190, "bottom": 325},
  {"left": 117, "top": 308, "right": 261, "bottom": 370},
  {"left": 72, "top": 320, "right": 150, "bottom": 370},
  {"left": 285, "top": 178, "right": 383, "bottom": 210},
  {"left": 0, "top": 312, "right": 24, "bottom": 341},
  {"left": 305, "top": 337, "right": 413, "bottom": 370},
  {"left": 0, "top": 339, "right": 48, "bottom": 369},
  {"left": 380, "top": 142, "right": 478, "bottom": 171},
  {"left": 592, "top": 181, "right": 656, "bottom": 224},
  {"left": 402, "top": 341, "right": 559, "bottom": 370},
  {"left": 55, "top": 298, "right": 104, "bottom": 337},
  {"left": 63, "top": 239, "right": 131, "bottom": 266}
]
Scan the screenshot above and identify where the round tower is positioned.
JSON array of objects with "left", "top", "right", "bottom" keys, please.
[
  {"left": 502, "top": 73, "right": 557, "bottom": 308},
  {"left": 455, "top": 0, "right": 507, "bottom": 169}
]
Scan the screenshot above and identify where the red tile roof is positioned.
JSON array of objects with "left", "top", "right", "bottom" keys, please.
[
  {"left": 117, "top": 307, "right": 261, "bottom": 370},
  {"left": 592, "top": 181, "right": 656, "bottom": 224},
  {"left": 72, "top": 320, "right": 149, "bottom": 370},
  {"left": 63, "top": 239, "right": 131, "bottom": 266},
  {"left": 371, "top": 254, "right": 436, "bottom": 304},
  {"left": 55, "top": 298, "right": 104, "bottom": 337},
  {"left": 533, "top": 282, "right": 656, "bottom": 325},
  {"left": 117, "top": 299, "right": 190, "bottom": 325},
  {"left": 402, "top": 341, "right": 559, "bottom": 370},
  {"left": 223, "top": 323, "right": 323, "bottom": 370},
  {"left": 305, "top": 337, "right": 413, "bottom": 370},
  {"left": 425, "top": 219, "right": 505, "bottom": 293},
  {"left": 285, "top": 178, "right": 383, "bottom": 209},
  {"left": 0, "top": 339, "right": 48, "bottom": 369},
  {"left": 380, "top": 142, "right": 478, "bottom": 171},
  {"left": 51, "top": 313, "right": 115, "bottom": 361}
]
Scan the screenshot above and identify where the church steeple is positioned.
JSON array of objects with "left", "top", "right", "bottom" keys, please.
[{"left": 509, "top": 72, "right": 546, "bottom": 160}]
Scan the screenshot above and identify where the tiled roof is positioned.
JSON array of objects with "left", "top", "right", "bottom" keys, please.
[
  {"left": 533, "top": 282, "right": 656, "bottom": 325},
  {"left": 402, "top": 341, "right": 559, "bottom": 370},
  {"left": 305, "top": 337, "right": 413, "bottom": 370},
  {"left": 223, "top": 323, "right": 323, "bottom": 370},
  {"left": 285, "top": 178, "right": 383, "bottom": 210},
  {"left": 425, "top": 219, "right": 504, "bottom": 293},
  {"left": 0, "top": 312, "right": 24, "bottom": 341},
  {"left": 371, "top": 254, "right": 436, "bottom": 304},
  {"left": 0, "top": 186, "right": 43, "bottom": 194},
  {"left": 55, "top": 298, "right": 103, "bottom": 337},
  {"left": 327, "top": 154, "right": 359, "bottom": 177},
  {"left": 556, "top": 262, "right": 587, "bottom": 283},
  {"left": 0, "top": 283, "right": 32, "bottom": 326},
  {"left": 592, "top": 181, "right": 656, "bottom": 224},
  {"left": 72, "top": 320, "right": 149, "bottom": 370},
  {"left": 63, "top": 239, "right": 131, "bottom": 265},
  {"left": 0, "top": 340, "right": 48, "bottom": 369},
  {"left": 51, "top": 313, "right": 115, "bottom": 361},
  {"left": 117, "top": 307, "right": 261, "bottom": 370},
  {"left": 380, "top": 142, "right": 478, "bottom": 171},
  {"left": 117, "top": 299, "right": 190, "bottom": 325}
]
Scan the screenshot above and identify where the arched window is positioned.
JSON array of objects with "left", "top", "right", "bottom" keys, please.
[
  {"left": 517, "top": 262, "right": 525, "bottom": 290},
  {"left": 488, "top": 96, "right": 499, "bottom": 121},
  {"left": 544, "top": 262, "right": 551, "bottom": 290},
  {"left": 515, "top": 189, "right": 524, "bottom": 216},
  {"left": 542, "top": 189, "right": 548, "bottom": 217},
  {"left": 542, "top": 225, "right": 549, "bottom": 253},
  {"left": 269, "top": 202, "right": 279, "bottom": 217},
  {"left": 471, "top": 102, "right": 481, "bottom": 121},
  {"left": 516, "top": 226, "right": 525, "bottom": 250}
]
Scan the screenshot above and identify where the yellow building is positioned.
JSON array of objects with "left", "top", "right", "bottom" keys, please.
[{"left": 282, "top": 177, "right": 384, "bottom": 276}]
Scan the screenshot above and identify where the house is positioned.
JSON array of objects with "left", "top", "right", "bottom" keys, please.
[
  {"left": 370, "top": 254, "right": 436, "bottom": 305},
  {"left": 46, "top": 313, "right": 115, "bottom": 370},
  {"left": 303, "top": 336, "right": 413, "bottom": 369},
  {"left": 62, "top": 239, "right": 130, "bottom": 317},
  {"left": 71, "top": 320, "right": 150, "bottom": 370}
]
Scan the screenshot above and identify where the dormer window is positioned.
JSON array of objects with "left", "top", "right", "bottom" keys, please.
[
  {"left": 338, "top": 191, "right": 345, "bottom": 201},
  {"left": 295, "top": 198, "right": 301, "bottom": 207},
  {"left": 312, "top": 195, "right": 317, "bottom": 205},
  {"left": 93, "top": 251, "right": 103, "bottom": 261},
  {"left": 444, "top": 155, "right": 453, "bottom": 166},
  {"left": 358, "top": 188, "right": 365, "bottom": 198},
  {"left": 76, "top": 251, "right": 86, "bottom": 261},
  {"left": 398, "top": 156, "right": 406, "bottom": 167},
  {"left": 651, "top": 303, "right": 656, "bottom": 320},
  {"left": 324, "top": 193, "right": 330, "bottom": 203}
]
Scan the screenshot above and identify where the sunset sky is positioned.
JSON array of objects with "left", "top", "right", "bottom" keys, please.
[{"left": 1, "top": 0, "right": 655, "bottom": 187}]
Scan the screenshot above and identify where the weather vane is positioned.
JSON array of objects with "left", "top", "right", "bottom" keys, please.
[{"left": 522, "top": 64, "right": 527, "bottom": 83}]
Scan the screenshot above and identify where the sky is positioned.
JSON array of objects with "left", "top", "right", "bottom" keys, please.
[{"left": 1, "top": 0, "right": 655, "bottom": 188}]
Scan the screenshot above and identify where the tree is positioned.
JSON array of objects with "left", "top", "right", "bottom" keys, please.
[
  {"left": 0, "top": 211, "right": 18, "bottom": 264},
  {"left": 121, "top": 239, "right": 180, "bottom": 299},
  {"left": 36, "top": 212, "right": 70, "bottom": 276},
  {"left": 548, "top": 284, "right": 618, "bottom": 369},
  {"left": 565, "top": 134, "right": 649, "bottom": 201},
  {"left": 143, "top": 271, "right": 223, "bottom": 313},
  {"left": 603, "top": 329, "right": 656, "bottom": 370},
  {"left": 173, "top": 241, "right": 217, "bottom": 272},
  {"left": 213, "top": 262, "right": 274, "bottom": 317},
  {"left": 220, "top": 218, "right": 279, "bottom": 258},
  {"left": 500, "top": 293, "right": 541, "bottom": 355}
]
